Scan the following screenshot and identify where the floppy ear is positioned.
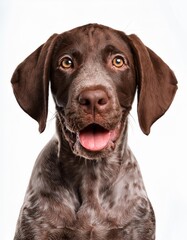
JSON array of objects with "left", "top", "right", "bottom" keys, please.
[
  {"left": 11, "top": 34, "right": 59, "bottom": 133},
  {"left": 128, "top": 34, "right": 178, "bottom": 135}
]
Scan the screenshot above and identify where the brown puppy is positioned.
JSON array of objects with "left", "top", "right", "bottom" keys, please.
[{"left": 11, "top": 24, "right": 177, "bottom": 239}]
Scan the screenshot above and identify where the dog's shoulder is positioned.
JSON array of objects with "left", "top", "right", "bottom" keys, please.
[
  {"left": 36, "top": 136, "right": 59, "bottom": 163},
  {"left": 29, "top": 136, "right": 60, "bottom": 185}
]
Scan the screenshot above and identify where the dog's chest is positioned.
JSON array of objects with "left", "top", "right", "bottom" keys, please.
[
  {"left": 61, "top": 161, "right": 148, "bottom": 239},
  {"left": 61, "top": 184, "right": 146, "bottom": 240},
  {"left": 26, "top": 148, "right": 149, "bottom": 239}
]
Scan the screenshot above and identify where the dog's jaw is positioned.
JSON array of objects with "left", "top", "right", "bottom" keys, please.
[{"left": 56, "top": 110, "right": 128, "bottom": 160}]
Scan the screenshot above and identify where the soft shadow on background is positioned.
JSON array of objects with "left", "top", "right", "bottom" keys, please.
[{"left": 1, "top": 0, "right": 187, "bottom": 239}]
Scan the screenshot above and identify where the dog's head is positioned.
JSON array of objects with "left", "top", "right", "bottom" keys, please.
[{"left": 11, "top": 24, "right": 177, "bottom": 159}]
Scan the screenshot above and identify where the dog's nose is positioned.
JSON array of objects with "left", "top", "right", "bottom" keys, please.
[{"left": 78, "top": 89, "right": 109, "bottom": 113}]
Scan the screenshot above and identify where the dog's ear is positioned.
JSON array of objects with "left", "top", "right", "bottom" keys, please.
[
  {"left": 11, "top": 34, "right": 59, "bottom": 133},
  {"left": 128, "top": 34, "right": 178, "bottom": 135}
]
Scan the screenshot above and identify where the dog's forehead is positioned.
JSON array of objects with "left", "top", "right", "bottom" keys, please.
[
  {"left": 58, "top": 24, "right": 131, "bottom": 55},
  {"left": 72, "top": 24, "right": 115, "bottom": 43}
]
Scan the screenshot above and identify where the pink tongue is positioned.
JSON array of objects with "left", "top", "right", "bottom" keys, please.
[{"left": 79, "top": 125, "right": 110, "bottom": 151}]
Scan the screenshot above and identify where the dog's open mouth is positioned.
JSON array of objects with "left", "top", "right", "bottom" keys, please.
[{"left": 78, "top": 123, "right": 120, "bottom": 152}]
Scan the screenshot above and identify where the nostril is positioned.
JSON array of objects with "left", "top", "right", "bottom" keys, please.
[
  {"left": 98, "top": 98, "right": 107, "bottom": 106},
  {"left": 79, "top": 97, "right": 90, "bottom": 106}
]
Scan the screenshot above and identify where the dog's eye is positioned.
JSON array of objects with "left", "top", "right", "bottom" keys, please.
[
  {"left": 59, "top": 56, "right": 74, "bottom": 69},
  {"left": 112, "top": 56, "right": 125, "bottom": 68}
]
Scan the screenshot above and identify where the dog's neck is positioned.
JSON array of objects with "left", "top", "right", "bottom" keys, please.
[
  {"left": 50, "top": 116, "right": 136, "bottom": 209},
  {"left": 55, "top": 116, "right": 129, "bottom": 183}
]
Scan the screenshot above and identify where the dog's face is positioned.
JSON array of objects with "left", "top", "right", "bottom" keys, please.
[
  {"left": 50, "top": 25, "right": 137, "bottom": 159},
  {"left": 11, "top": 24, "right": 177, "bottom": 160}
]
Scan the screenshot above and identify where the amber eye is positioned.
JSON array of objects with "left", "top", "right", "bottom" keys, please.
[
  {"left": 59, "top": 56, "right": 73, "bottom": 69},
  {"left": 112, "top": 56, "right": 125, "bottom": 68}
]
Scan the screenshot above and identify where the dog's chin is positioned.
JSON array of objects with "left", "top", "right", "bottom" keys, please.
[{"left": 65, "top": 123, "right": 122, "bottom": 160}]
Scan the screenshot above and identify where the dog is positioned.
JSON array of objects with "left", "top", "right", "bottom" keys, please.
[{"left": 11, "top": 24, "right": 177, "bottom": 239}]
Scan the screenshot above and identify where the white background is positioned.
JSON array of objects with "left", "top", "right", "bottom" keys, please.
[{"left": 1, "top": 0, "right": 187, "bottom": 239}]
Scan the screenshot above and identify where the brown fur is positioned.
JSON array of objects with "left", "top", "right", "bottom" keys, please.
[{"left": 11, "top": 24, "right": 177, "bottom": 239}]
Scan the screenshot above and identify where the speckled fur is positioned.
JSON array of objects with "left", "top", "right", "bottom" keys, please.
[{"left": 11, "top": 24, "right": 177, "bottom": 240}]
